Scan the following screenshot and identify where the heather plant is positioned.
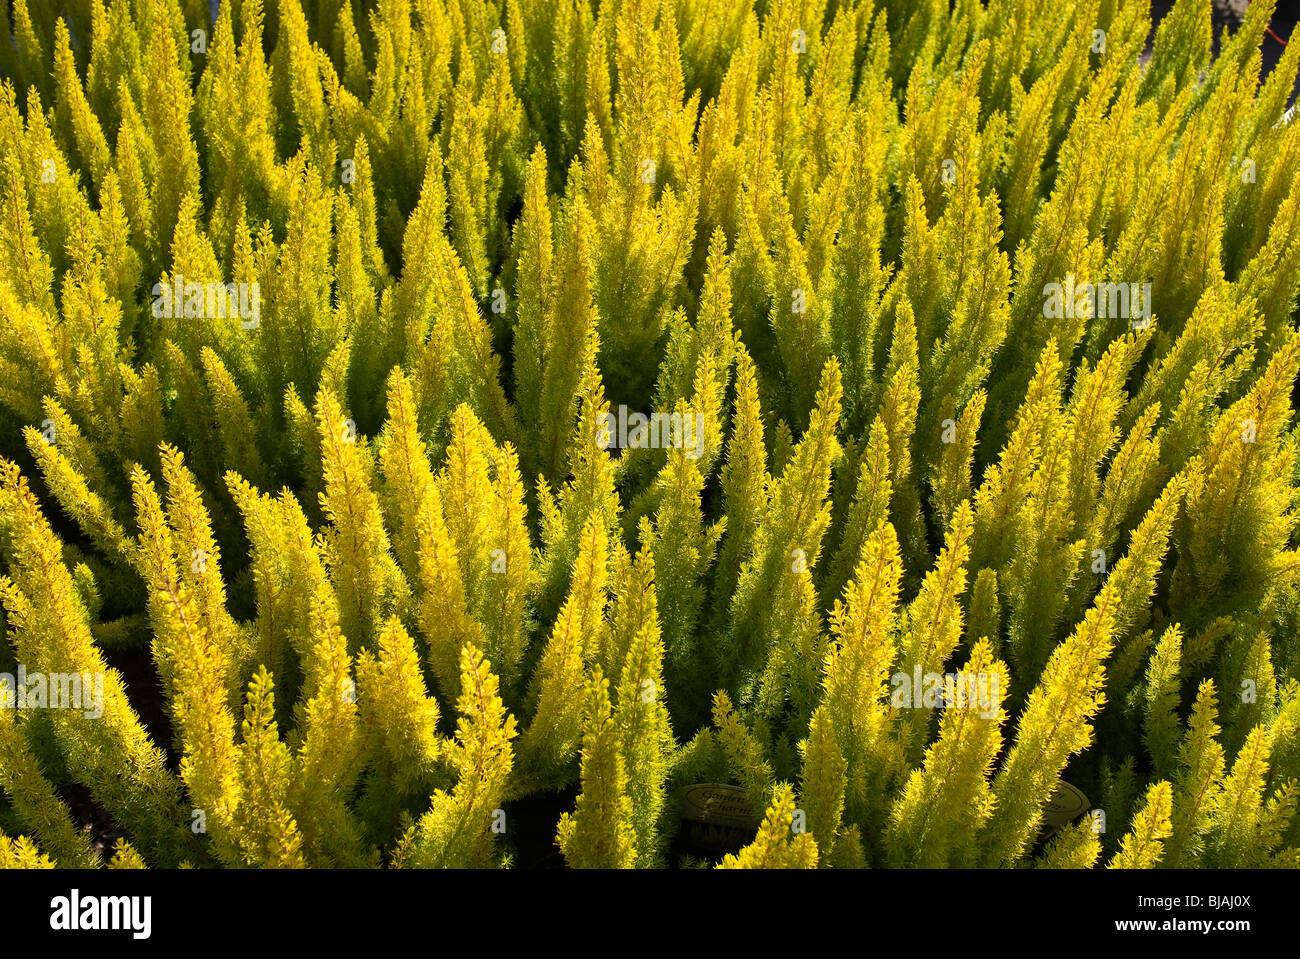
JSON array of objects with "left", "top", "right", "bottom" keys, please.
[{"left": 0, "top": 0, "right": 1298, "bottom": 871}]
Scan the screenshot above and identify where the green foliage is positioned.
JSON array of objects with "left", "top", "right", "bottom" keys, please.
[{"left": 0, "top": 0, "right": 1298, "bottom": 870}]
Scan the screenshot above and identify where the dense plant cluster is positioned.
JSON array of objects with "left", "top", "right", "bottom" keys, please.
[{"left": 1, "top": 0, "right": 1299, "bottom": 870}]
